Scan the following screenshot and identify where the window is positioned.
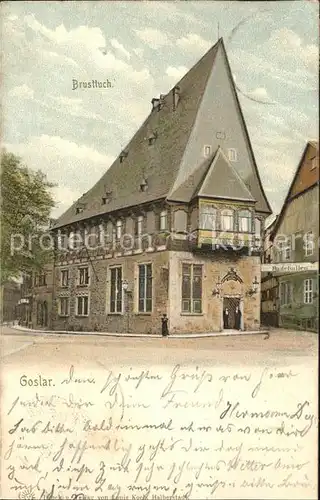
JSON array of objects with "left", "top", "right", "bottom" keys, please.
[
  {"left": 181, "top": 264, "right": 202, "bottom": 314},
  {"left": 77, "top": 296, "right": 89, "bottom": 316},
  {"left": 285, "top": 239, "right": 291, "bottom": 260},
  {"left": 78, "top": 267, "right": 89, "bottom": 286},
  {"left": 304, "top": 279, "right": 313, "bottom": 304},
  {"left": 59, "top": 297, "right": 69, "bottom": 317},
  {"left": 38, "top": 274, "right": 46, "bottom": 286},
  {"left": 280, "top": 282, "right": 292, "bottom": 306},
  {"left": 160, "top": 211, "right": 168, "bottom": 231},
  {"left": 138, "top": 264, "right": 152, "bottom": 313},
  {"left": 61, "top": 270, "right": 69, "bottom": 287},
  {"left": 116, "top": 220, "right": 122, "bottom": 240},
  {"left": 228, "top": 148, "right": 237, "bottom": 162},
  {"left": 200, "top": 205, "right": 216, "bottom": 230},
  {"left": 204, "top": 145, "right": 211, "bottom": 157},
  {"left": 238, "top": 210, "right": 252, "bottom": 232},
  {"left": 97, "top": 224, "right": 104, "bottom": 246},
  {"left": 221, "top": 210, "right": 234, "bottom": 231},
  {"left": 110, "top": 267, "right": 122, "bottom": 313},
  {"left": 136, "top": 215, "right": 144, "bottom": 237},
  {"left": 305, "top": 231, "right": 314, "bottom": 256}
]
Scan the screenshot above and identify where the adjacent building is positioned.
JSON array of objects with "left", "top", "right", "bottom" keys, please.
[
  {"left": 263, "top": 141, "right": 319, "bottom": 331},
  {"left": 28, "top": 38, "right": 272, "bottom": 334},
  {"left": 0, "top": 280, "right": 21, "bottom": 323}
]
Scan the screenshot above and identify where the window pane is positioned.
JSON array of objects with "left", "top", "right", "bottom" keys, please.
[
  {"left": 84, "top": 297, "right": 88, "bottom": 315},
  {"left": 182, "top": 299, "right": 191, "bottom": 312},
  {"left": 182, "top": 264, "right": 191, "bottom": 275},
  {"left": 193, "top": 300, "right": 202, "bottom": 313},
  {"left": 138, "top": 299, "right": 144, "bottom": 312},
  {"left": 146, "top": 299, "right": 152, "bottom": 312},
  {"left": 192, "top": 273, "right": 202, "bottom": 299},
  {"left": 182, "top": 275, "right": 191, "bottom": 299},
  {"left": 77, "top": 297, "right": 82, "bottom": 315}
]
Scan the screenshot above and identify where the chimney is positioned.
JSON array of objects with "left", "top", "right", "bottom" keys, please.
[{"left": 173, "top": 86, "right": 180, "bottom": 111}]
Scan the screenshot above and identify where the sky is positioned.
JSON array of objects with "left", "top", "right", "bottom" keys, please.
[{"left": 2, "top": 1, "right": 319, "bottom": 221}]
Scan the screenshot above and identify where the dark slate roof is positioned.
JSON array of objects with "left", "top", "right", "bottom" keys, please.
[
  {"left": 196, "top": 147, "right": 255, "bottom": 202},
  {"left": 53, "top": 40, "right": 221, "bottom": 229}
]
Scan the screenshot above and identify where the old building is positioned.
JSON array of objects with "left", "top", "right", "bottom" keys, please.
[
  {"left": 0, "top": 280, "right": 21, "bottom": 323},
  {"left": 266, "top": 141, "right": 319, "bottom": 332},
  {"left": 261, "top": 217, "right": 279, "bottom": 327},
  {"left": 37, "top": 38, "right": 271, "bottom": 334}
]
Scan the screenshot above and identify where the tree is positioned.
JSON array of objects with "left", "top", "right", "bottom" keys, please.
[{"left": 1, "top": 150, "right": 56, "bottom": 284}]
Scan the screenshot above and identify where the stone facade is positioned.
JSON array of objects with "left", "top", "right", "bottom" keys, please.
[{"left": 50, "top": 242, "right": 261, "bottom": 334}]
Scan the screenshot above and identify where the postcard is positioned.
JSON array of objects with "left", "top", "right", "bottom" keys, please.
[{"left": 1, "top": 1, "right": 318, "bottom": 499}]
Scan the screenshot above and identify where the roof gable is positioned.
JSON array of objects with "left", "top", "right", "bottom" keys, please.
[
  {"left": 196, "top": 147, "right": 256, "bottom": 201},
  {"left": 271, "top": 141, "right": 319, "bottom": 238},
  {"left": 168, "top": 39, "right": 271, "bottom": 214}
]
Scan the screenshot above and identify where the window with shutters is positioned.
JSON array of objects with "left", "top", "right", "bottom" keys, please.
[
  {"left": 138, "top": 264, "right": 152, "bottom": 313},
  {"left": 110, "top": 267, "right": 123, "bottom": 313},
  {"left": 181, "top": 263, "right": 202, "bottom": 314}
]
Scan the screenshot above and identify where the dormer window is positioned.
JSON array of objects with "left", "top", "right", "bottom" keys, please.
[
  {"left": 158, "top": 95, "right": 165, "bottom": 111},
  {"left": 140, "top": 178, "right": 148, "bottom": 192},
  {"left": 119, "top": 151, "right": 128, "bottom": 163},
  {"left": 148, "top": 132, "right": 158, "bottom": 146},
  {"left": 228, "top": 148, "right": 237, "bottom": 162},
  {"left": 173, "top": 86, "right": 180, "bottom": 111},
  {"left": 151, "top": 98, "right": 160, "bottom": 110},
  {"left": 204, "top": 145, "right": 212, "bottom": 157}
]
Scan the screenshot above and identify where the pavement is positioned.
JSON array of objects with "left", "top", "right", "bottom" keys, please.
[{"left": 4, "top": 322, "right": 270, "bottom": 339}]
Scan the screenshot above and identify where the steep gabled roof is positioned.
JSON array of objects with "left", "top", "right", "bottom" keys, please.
[
  {"left": 53, "top": 37, "right": 271, "bottom": 230},
  {"left": 195, "top": 147, "right": 256, "bottom": 202},
  {"left": 53, "top": 40, "right": 221, "bottom": 229},
  {"left": 270, "top": 140, "right": 319, "bottom": 239}
]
